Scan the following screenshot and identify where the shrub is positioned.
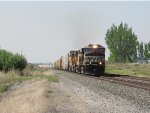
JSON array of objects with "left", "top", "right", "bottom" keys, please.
[
  {"left": 0, "top": 49, "right": 27, "bottom": 72},
  {"left": 12, "top": 53, "right": 27, "bottom": 71}
]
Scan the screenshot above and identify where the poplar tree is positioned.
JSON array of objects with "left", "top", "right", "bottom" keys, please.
[{"left": 105, "top": 22, "right": 138, "bottom": 63}]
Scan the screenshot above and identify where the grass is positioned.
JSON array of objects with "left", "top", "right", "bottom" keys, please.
[
  {"left": 45, "top": 89, "right": 53, "bottom": 98},
  {"left": 47, "top": 90, "right": 53, "bottom": 94},
  {"left": 0, "top": 71, "right": 34, "bottom": 93},
  {"left": 0, "top": 70, "right": 59, "bottom": 93},
  {"left": 0, "top": 84, "right": 9, "bottom": 93},
  {"left": 106, "top": 63, "right": 150, "bottom": 77},
  {"left": 34, "top": 74, "right": 59, "bottom": 82},
  {"left": 48, "top": 75, "right": 59, "bottom": 82}
]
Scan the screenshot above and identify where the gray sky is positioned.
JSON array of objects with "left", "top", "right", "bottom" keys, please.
[{"left": 0, "top": 1, "right": 150, "bottom": 63}]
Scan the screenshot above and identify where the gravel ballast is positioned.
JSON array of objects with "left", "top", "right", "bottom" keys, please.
[{"left": 53, "top": 69, "right": 150, "bottom": 113}]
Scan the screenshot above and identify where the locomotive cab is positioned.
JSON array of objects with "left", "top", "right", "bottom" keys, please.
[{"left": 77, "top": 44, "right": 105, "bottom": 74}]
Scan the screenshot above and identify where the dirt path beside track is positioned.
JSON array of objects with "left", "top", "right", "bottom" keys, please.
[{"left": 0, "top": 79, "right": 50, "bottom": 113}]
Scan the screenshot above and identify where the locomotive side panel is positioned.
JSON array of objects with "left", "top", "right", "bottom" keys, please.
[{"left": 68, "top": 51, "right": 78, "bottom": 72}]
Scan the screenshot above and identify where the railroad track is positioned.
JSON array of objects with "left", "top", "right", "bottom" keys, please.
[
  {"left": 99, "top": 76, "right": 150, "bottom": 91},
  {"left": 53, "top": 69, "right": 150, "bottom": 91},
  {"left": 87, "top": 73, "right": 150, "bottom": 90}
]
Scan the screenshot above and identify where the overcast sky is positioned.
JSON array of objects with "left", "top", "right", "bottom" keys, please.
[{"left": 0, "top": 1, "right": 150, "bottom": 63}]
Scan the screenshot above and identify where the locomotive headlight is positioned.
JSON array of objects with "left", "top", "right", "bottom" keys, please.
[
  {"left": 99, "top": 62, "right": 102, "bottom": 65},
  {"left": 93, "top": 45, "right": 97, "bottom": 48}
]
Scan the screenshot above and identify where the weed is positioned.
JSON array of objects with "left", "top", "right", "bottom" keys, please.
[
  {"left": 34, "top": 74, "right": 59, "bottom": 82},
  {"left": 48, "top": 75, "right": 59, "bottom": 82},
  {"left": 45, "top": 89, "right": 53, "bottom": 98},
  {"left": 0, "top": 84, "right": 9, "bottom": 93},
  {"left": 47, "top": 90, "right": 53, "bottom": 94}
]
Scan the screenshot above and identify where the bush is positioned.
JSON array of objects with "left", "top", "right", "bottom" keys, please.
[
  {"left": 0, "top": 49, "right": 27, "bottom": 72},
  {"left": 13, "top": 53, "right": 27, "bottom": 71}
]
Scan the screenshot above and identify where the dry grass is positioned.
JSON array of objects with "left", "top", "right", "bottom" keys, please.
[
  {"left": 0, "top": 79, "right": 50, "bottom": 113},
  {"left": 0, "top": 69, "right": 59, "bottom": 113},
  {"left": 0, "top": 70, "right": 59, "bottom": 93},
  {"left": 0, "top": 71, "right": 33, "bottom": 93}
]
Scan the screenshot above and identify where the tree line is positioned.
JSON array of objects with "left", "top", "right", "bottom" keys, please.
[
  {"left": 0, "top": 49, "right": 27, "bottom": 72},
  {"left": 105, "top": 22, "right": 150, "bottom": 63}
]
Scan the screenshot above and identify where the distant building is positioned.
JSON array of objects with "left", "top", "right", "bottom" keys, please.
[{"left": 38, "top": 64, "right": 51, "bottom": 69}]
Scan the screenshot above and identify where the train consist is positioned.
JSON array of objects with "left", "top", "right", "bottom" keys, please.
[{"left": 52, "top": 44, "right": 105, "bottom": 75}]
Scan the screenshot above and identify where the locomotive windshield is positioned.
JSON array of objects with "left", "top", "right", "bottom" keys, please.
[{"left": 84, "top": 48, "right": 105, "bottom": 53}]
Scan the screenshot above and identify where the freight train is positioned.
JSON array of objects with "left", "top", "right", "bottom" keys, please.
[{"left": 52, "top": 44, "right": 105, "bottom": 75}]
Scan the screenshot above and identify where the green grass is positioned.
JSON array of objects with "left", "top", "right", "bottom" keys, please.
[
  {"left": 34, "top": 74, "right": 59, "bottom": 82},
  {"left": 47, "top": 89, "right": 53, "bottom": 94},
  {"left": 12, "top": 76, "right": 33, "bottom": 83},
  {"left": 106, "top": 63, "right": 150, "bottom": 77},
  {"left": 106, "top": 66, "right": 134, "bottom": 75},
  {"left": 48, "top": 75, "right": 59, "bottom": 82},
  {"left": 0, "top": 84, "right": 9, "bottom": 93},
  {"left": 45, "top": 89, "right": 53, "bottom": 98}
]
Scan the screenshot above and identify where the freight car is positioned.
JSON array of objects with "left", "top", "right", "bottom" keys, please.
[
  {"left": 52, "top": 57, "right": 63, "bottom": 70},
  {"left": 52, "top": 44, "right": 105, "bottom": 75}
]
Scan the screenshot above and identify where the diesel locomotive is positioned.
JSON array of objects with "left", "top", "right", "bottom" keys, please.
[{"left": 52, "top": 44, "right": 105, "bottom": 75}]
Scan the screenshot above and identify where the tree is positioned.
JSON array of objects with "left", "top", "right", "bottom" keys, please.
[
  {"left": 105, "top": 22, "right": 138, "bottom": 63},
  {"left": 144, "top": 43, "right": 149, "bottom": 60},
  {"left": 137, "top": 42, "right": 150, "bottom": 60},
  {"left": 148, "top": 41, "right": 150, "bottom": 50},
  {"left": 137, "top": 42, "right": 144, "bottom": 60}
]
